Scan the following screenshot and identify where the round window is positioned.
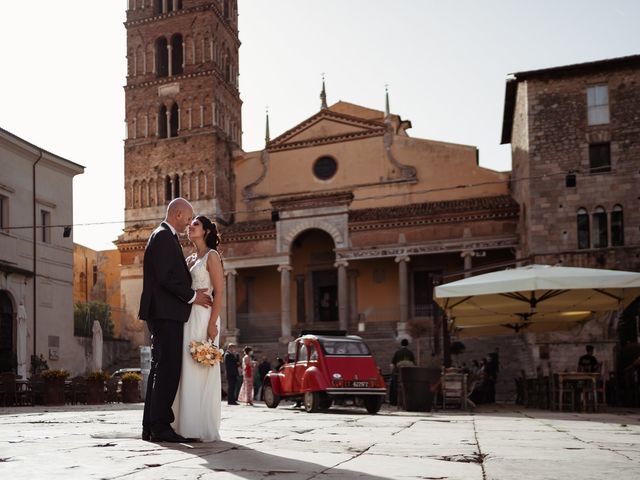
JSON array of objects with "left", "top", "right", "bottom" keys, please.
[{"left": 313, "top": 156, "right": 337, "bottom": 180}]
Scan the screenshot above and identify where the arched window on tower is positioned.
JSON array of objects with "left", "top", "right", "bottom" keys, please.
[
  {"left": 190, "top": 172, "right": 196, "bottom": 199},
  {"left": 155, "top": 37, "right": 169, "bottom": 77},
  {"left": 171, "top": 34, "right": 183, "bottom": 75},
  {"left": 141, "top": 180, "right": 147, "bottom": 207},
  {"left": 153, "top": 0, "right": 163, "bottom": 15},
  {"left": 592, "top": 206, "right": 608, "bottom": 248},
  {"left": 198, "top": 171, "right": 206, "bottom": 198},
  {"left": 611, "top": 204, "right": 624, "bottom": 246},
  {"left": 170, "top": 103, "right": 179, "bottom": 137},
  {"left": 158, "top": 105, "right": 168, "bottom": 138},
  {"left": 164, "top": 176, "right": 172, "bottom": 203},
  {"left": 149, "top": 178, "right": 156, "bottom": 206},
  {"left": 173, "top": 174, "right": 181, "bottom": 198},
  {"left": 577, "top": 208, "right": 589, "bottom": 249},
  {"left": 225, "top": 49, "right": 231, "bottom": 83},
  {"left": 133, "top": 180, "right": 140, "bottom": 208}
]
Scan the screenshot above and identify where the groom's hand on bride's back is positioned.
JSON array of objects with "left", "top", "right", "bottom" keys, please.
[{"left": 193, "top": 288, "right": 213, "bottom": 308}]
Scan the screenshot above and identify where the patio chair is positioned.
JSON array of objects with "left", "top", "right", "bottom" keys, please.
[
  {"left": 441, "top": 372, "right": 468, "bottom": 410},
  {"left": 71, "top": 377, "right": 87, "bottom": 405},
  {"left": 29, "top": 375, "right": 45, "bottom": 405},
  {"left": 106, "top": 377, "right": 120, "bottom": 403}
]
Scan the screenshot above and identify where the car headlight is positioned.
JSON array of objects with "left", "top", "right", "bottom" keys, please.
[{"left": 332, "top": 373, "right": 342, "bottom": 380}]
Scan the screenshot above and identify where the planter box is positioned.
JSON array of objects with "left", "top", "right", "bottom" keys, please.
[
  {"left": 43, "top": 378, "right": 65, "bottom": 406},
  {"left": 399, "top": 366, "right": 441, "bottom": 412},
  {"left": 121, "top": 380, "right": 140, "bottom": 403},
  {"left": 86, "top": 380, "right": 106, "bottom": 404}
]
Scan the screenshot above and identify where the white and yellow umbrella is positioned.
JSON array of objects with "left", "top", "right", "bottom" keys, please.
[{"left": 434, "top": 265, "right": 640, "bottom": 338}]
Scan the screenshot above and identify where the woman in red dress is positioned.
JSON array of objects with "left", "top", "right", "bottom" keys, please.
[{"left": 237, "top": 346, "right": 254, "bottom": 405}]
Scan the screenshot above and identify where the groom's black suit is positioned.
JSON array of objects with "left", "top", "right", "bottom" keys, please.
[{"left": 140, "top": 222, "right": 195, "bottom": 438}]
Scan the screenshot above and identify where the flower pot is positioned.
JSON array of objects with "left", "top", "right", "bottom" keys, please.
[
  {"left": 43, "top": 378, "right": 65, "bottom": 406},
  {"left": 399, "top": 366, "right": 441, "bottom": 412},
  {"left": 121, "top": 380, "right": 140, "bottom": 403},
  {"left": 86, "top": 379, "right": 105, "bottom": 404}
]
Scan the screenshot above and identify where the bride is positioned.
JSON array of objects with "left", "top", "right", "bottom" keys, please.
[{"left": 172, "top": 215, "right": 224, "bottom": 441}]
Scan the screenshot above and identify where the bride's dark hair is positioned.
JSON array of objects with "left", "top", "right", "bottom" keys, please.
[{"left": 196, "top": 215, "right": 221, "bottom": 251}]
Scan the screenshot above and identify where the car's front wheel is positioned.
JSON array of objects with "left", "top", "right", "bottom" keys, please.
[
  {"left": 304, "top": 391, "right": 321, "bottom": 413},
  {"left": 263, "top": 384, "right": 280, "bottom": 408},
  {"left": 364, "top": 396, "right": 383, "bottom": 414}
]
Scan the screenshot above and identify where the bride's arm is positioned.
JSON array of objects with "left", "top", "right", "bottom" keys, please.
[{"left": 206, "top": 250, "right": 224, "bottom": 340}]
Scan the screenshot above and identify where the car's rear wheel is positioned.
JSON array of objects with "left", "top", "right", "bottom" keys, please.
[
  {"left": 364, "top": 396, "right": 383, "bottom": 414},
  {"left": 304, "top": 391, "right": 321, "bottom": 413},
  {"left": 263, "top": 384, "right": 280, "bottom": 408}
]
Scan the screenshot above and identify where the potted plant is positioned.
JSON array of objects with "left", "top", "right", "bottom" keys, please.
[
  {"left": 41, "top": 369, "right": 70, "bottom": 405},
  {"left": 86, "top": 371, "right": 110, "bottom": 404},
  {"left": 121, "top": 372, "right": 142, "bottom": 403}
]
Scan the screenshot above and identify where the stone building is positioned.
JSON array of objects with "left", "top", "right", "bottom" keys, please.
[
  {"left": 116, "top": 0, "right": 241, "bottom": 345},
  {"left": 500, "top": 54, "right": 640, "bottom": 375},
  {"left": 0, "top": 127, "right": 85, "bottom": 376},
  {"left": 73, "top": 244, "right": 124, "bottom": 337}
]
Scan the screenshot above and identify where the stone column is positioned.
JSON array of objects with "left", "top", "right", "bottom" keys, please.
[
  {"left": 295, "top": 274, "right": 305, "bottom": 325},
  {"left": 167, "top": 44, "right": 173, "bottom": 77},
  {"left": 224, "top": 269, "right": 238, "bottom": 343},
  {"left": 278, "top": 264, "right": 293, "bottom": 343},
  {"left": 395, "top": 255, "right": 411, "bottom": 326},
  {"left": 335, "top": 260, "right": 349, "bottom": 331},
  {"left": 348, "top": 269, "right": 359, "bottom": 329},
  {"left": 461, "top": 250, "right": 475, "bottom": 278}
]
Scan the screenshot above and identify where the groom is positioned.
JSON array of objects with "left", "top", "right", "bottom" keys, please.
[{"left": 139, "top": 197, "right": 213, "bottom": 442}]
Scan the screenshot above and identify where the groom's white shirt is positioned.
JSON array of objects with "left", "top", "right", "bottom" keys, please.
[{"left": 163, "top": 220, "right": 196, "bottom": 305}]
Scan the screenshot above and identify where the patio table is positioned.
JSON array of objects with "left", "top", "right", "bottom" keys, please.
[{"left": 556, "top": 371, "right": 600, "bottom": 412}]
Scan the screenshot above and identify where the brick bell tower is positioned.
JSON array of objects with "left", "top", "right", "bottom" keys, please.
[{"left": 116, "top": 0, "right": 241, "bottom": 346}]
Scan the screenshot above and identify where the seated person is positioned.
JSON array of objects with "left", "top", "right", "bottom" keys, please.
[{"left": 577, "top": 345, "right": 599, "bottom": 373}]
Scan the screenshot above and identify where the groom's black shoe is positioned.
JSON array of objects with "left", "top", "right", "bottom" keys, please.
[
  {"left": 142, "top": 427, "right": 151, "bottom": 441},
  {"left": 150, "top": 428, "right": 189, "bottom": 443}
]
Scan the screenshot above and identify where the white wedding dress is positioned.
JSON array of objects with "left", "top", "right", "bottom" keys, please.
[{"left": 172, "top": 250, "right": 221, "bottom": 441}]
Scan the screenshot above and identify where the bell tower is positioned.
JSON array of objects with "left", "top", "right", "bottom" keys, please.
[{"left": 116, "top": 0, "right": 241, "bottom": 346}]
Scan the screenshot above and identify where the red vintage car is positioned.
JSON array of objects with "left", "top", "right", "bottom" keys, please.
[{"left": 262, "top": 333, "right": 386, "bottom": 414}]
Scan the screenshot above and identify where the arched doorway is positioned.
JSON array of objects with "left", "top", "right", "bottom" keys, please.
[
  {"left": 0, "top": 291, "right": 15, "bottom": 373},
  {"left": 290, "top": 229, "right": 337, "bottom": 326}
]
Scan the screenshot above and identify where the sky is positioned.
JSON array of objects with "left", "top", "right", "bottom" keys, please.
[{"left": 1, "top": 0, "right": 638, "bottom": 250}]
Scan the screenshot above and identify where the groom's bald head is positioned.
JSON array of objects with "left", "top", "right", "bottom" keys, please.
[{"left": 165, "top": 198, "right": 194, "bottom": 233}]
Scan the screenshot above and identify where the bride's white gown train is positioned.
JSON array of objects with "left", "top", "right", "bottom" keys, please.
[{"left": 172, "top": 251, "right": 221, "bottom": 441}]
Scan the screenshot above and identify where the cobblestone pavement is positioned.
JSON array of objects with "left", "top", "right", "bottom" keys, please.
[{"left": 1, "top": 402, "right": 639, "bottom": 479}]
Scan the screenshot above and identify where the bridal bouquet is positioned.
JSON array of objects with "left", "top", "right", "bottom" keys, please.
[{"left": 189, "top": 340, "right": 224, "bottom": 366}]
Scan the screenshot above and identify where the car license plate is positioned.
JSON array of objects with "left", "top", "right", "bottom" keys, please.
[{"left": 352, "top": 381, "right": 368, "bottom": 387}]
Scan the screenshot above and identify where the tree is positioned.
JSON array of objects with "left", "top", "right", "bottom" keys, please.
[{"left": 74, "top": 302, "right": 115, "bottom": 338}]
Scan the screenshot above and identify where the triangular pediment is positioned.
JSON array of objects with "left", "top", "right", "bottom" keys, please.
[{"left": 268, "top": 102, "right": 386, "bottom": 151}]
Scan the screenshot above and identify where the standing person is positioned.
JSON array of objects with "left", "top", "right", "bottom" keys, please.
[
  {"left": 139, "top": 198, "right": 213, "bottom": 443},
  {"left": 578, "top": 345, "right": 599, "bottom": 372},
  {"left": 223, "top": 344, "right": 239, "bottom": 405},
  {"left": 238, "top": 346, "right": 254, "bottom": 405},
  {"left": 171, "top": 215, "right": 224, "bottom": 442},
  {"left": 389, "top": 339, "right": 416, "bottom": 406},
  {"left": 483, "top": 352, "right": 500, "bottom": 403}
]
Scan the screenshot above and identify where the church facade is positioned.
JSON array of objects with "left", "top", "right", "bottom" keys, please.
[{"left": 224, "top": 99, "right": 518, "bottom": 348}]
